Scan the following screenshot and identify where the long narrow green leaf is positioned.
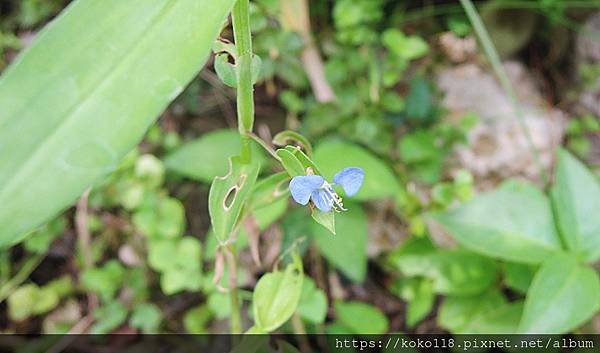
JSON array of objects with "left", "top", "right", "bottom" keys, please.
[{"left": 0, "top": 0, "right": 235, "bottom": 247}]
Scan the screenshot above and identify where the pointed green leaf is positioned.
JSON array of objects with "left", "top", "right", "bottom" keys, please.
[
  {"left": 519, "top": 255, "right": 600, "bottom": 334},
  {"left": 286, "top": 145, "right": 323, "bottom": 175},
  {"left": 551, "top": 149, "right": 600, "bottom": 262},
  {"left": 312, "top": 202, "right": 367, "bottom": 282},
  {"left": 314, "top": 141, "right": 400, "bottom": 200},
  {"left": 0, "top": 0, "right": 235, "bottom": 247},
  {"left": 276, "top": 148, "right": 305, "bottom": 177},
  {"left": 386, "top": 237, "right": 498, "bottom": 296},
  {"left": 164, "top": 129, "right": 266, "bottom": 183},
  {"left": 334, "top": 301, "right": 389, "bottom": 334},
  {"left": 433, "top": 180, "right": 562, "bottom": 264},
  {"left": 311, "top": 208, "right": 335, "bottom": 235}
]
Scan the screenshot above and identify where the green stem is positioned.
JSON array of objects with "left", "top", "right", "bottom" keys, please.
[
  {"left": 226, "top": 244, "right": 242, "bottom": 334},
  {"left": 232, "top": 0, "right": 255, "bottom": 163},
  {"left": 0, "top": 253, "right": 45, "bottom": 303},
  {"left": 459, "top": 0, "right": 549, "bottom": 186}
]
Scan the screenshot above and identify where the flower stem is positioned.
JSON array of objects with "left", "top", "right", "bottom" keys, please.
[
  {"left": 459, "top": 0, "right": 549, "bottom": 186},
  {"left": 232, "top": 0, "right": 255, "bottom": 163}
]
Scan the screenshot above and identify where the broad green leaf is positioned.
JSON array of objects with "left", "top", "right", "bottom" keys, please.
[
  {"left": 276, "top": 148, "right": 305, "bottom": 177},
  {"left": 311, "top": 202, "right": 367, "bottom": 282},
  {"left": 519, "top": 255, "right": 600, "bottom": 334},
  {"left": 90, "top": 301, "right": 128, "bottom": 334},
  {"left": 386, "top": 237, "right": 497, "bottom": 296},
  {"left": 551, "top": 149, "right": 600, "bottom": 262},
  {"left": 23, "top": 216, "right": 66, "bottom": 254},
  {"left": 164, "top": 129, "right": 266, "bottom": 183},
  {"left": 382, "top": 29, "right": 429, "bottom": 60},
  {"left": 334, "top": 301, "right": 389, "bottom": 334},
  {"left": 314, "top": 141, "right": 400, "bottom": 200},
  {"left": 209, "top": 156, "right": 260, "bottom": 244},
  {"left": 130, "top": 303, "right": 162, "bottom": 333},
  {"left": 183, "top": 305, "right": 212, "bottom": 334},
  {"left": 253, "top": 254, "right": 303, "bottom": 332},
  {"left": 405, "top": 279, "right": 435, "bottom": 328},
  {"left": 160, "top": 268, "right": 202, "bottom": 295},
  {"left": 465, "top": 301, "right": 523, "bottom": 334},
  {"left": 149, "top": 236, "right": 202, "bottom": 294},
  {"left": 0, "top": 0, "right": 236, "bottom": 247},
  {"left": 438, "top": 289, "right": 506, "bottom": 333},
  {"left": 80, "top": 260, "right": 125, "bottom": 301},
  {"left": 433, "top": 180, "right": 562, "bottom": 264},
  {"left": 8, "top": 283, "right": 59, "bottom": 321},
  {"left": 248, "top": 172, "right": 289, "bottom": 211},
  {"left": 133, "top": 196, "right": 185, "bottom": 239},
  {"left": 398, "top": 130, "right": 440, "bottom": 164},
  {"left": 503, "top": 261, "right": 536, "bottom": 294},
  {"left": 297, "top": 277, "right": 328, "bottom": 325}
]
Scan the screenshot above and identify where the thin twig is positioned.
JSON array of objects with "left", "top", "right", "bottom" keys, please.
[
  {"left": 75, "top": 188, "right": 99, "bottom": 313},
  {"left": 280, "top": 0, "right": 336, "bottom": 103}
]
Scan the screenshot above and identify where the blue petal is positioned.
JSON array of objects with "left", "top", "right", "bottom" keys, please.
[
  {"left": 332, "top": 167, "right": 364, "bottom": 196},
  {"left": 311, "top": 189, "right": 332, "bottom": 212},
  {"left": 289, "top": 175, "right": 324, "bottom": 205}
]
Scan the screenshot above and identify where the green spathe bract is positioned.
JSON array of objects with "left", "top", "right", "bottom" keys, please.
[{"left": 0, "top": 0, "right": 235, "bottom": 247}]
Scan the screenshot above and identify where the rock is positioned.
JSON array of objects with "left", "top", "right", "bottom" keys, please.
[
  {"left": 438, "top": 32, "right": 477, "bottom": 64},
  {"left": 437, "top": 62, "right": 566, "bottom": 186}
]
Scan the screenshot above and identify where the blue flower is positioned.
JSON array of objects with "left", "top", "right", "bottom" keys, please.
[{"left": 289, "top": 167, "right": 364, "bottom": 212}]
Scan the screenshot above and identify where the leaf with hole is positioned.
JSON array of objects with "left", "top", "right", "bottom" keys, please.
[
  {"left": 209, "top": 156, "right": 260, "bottom": 244},
  {"left": 0, "top": 0, "right": 236, "bottom": 247}
]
